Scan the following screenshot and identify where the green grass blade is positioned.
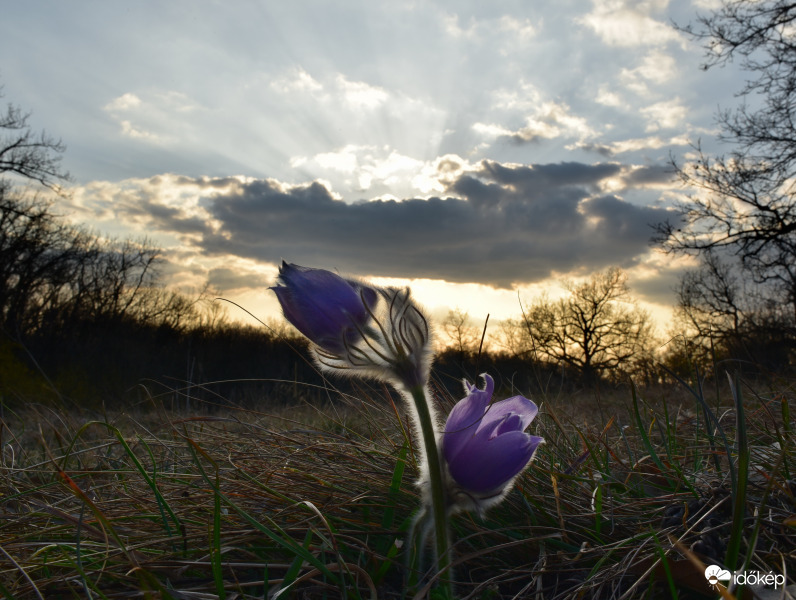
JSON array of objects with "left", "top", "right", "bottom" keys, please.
[
  {"left": 381, "top": 441, "right": 407, "bottom": 531},
  {"left": 0, "top": 580, "right": 18, "bottom": 600},
  {"left": 631, "top": 384, "right": 665, "bottom": 472},
  {"left": 667, "top": 367, "right": 737, "bottom": 495},
  {"left": 114, "top": 431, "right": 182, "bottom": 535},
  {"left": 279, "top": 529, "right": 314, "bottom": 596},
  {"left": 725, "top": 372, "right": 749, "bottom": 571},
  {"left": 652, "top": 532, "right": 678, "bottom": 599},
  {"left": 781, "top": 395, "right": 792, "bottom": 480},
  {"left": 593, "top": 477, "right": 603, "bottom": 537}
]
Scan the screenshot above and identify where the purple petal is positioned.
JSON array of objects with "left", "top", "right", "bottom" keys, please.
[
  {"left": 491, "top": 413, "right": 524, "bottom": 438},
  {"left": 446, "top": 374, "right": 494, "bottom": 431},
  {"left": 443, "top": 374, "right": 494, "bottom": 463},
  {"left": 447, "top": 430, "right": 541, "bottom": 494},
  {"left": 282, "top": 263, "right": 366, "bottom": 320},
  {"left": 477, "top": 395, "right": 538, "bottom": 437}
]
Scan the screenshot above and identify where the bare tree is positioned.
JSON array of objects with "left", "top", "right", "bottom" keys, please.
[
  {"left": 66, "top": 237, "right": 161, "bottom": 322},
  {"left": 523, "top": 268, "right": 655, "bottom": 383},
  {"left": 0, "top": 196, "right": 166, "bottom": 336},
  {"left": 0, "top": 84, "right": 197, "bottom": 337},
  {"left": 0, "top": 82, "right": 72, "bottom": 333},
  {"left": 496, "top": 316, "right": 534, "bottom": 357},
  {"left": 0, "top": 89, "right": 68, "bottom": 190},
  {"left": 675, "top": 249, "right": 793, "bottom": 369},
  {"left": 440, "top": 307, "right": 481, "bottom": 354},
  {"left": 0, "top": 191, "right": 82, "bottom": 333},
  {"left": 654, "top": 0, "right": 796, "bottom": 322}
]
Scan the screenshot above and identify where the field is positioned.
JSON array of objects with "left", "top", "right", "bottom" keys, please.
[{"left": 0, "top": 372, "right": 793, "bottom": 599}]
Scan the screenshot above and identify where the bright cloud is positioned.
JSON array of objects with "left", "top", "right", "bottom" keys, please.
[
  {"left": 578, "top": 0, "right": 683, "bottom": 47},
  {"left": 595, "top": 87, "right": 625, "bottom": 108},
  {"left": 619, "top": 50, "right": 680, "bottom": 96},
  {"left": 290, "top": 145, "right": 427, "bottom": 193},
  {"left": 102, "top": 91, "right": 201, "bottom": 143},
  {"left": 572, "top": 134, "right": 689, "bottom": 155},
  {"left": 475, "top": 100, "right": 599, "bottom": 144},
  {"left": 335, "top": 75, "right": 389, "bottom": 110},
  {"left": 641, "top": 98, "right": 687, "bottom": 131},
  {"left": 104, "top": 93, "right": 142, "bottom": 111},
  {"left": 269, "top": 67, "right": 325, "bottom": 95},
  {"left": 441, "top": 12, "right": 537, "bottom": 41}
]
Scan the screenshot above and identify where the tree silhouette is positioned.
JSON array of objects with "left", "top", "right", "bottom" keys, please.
[
  {"left": 655, "top": 0, "right": 796, "bottom": 324},
  {"left": 0, "top": 88, "right": 68, "bottom": 190},
  {"left": 521, "top": 268, "right": 654, "bottom": 383}
]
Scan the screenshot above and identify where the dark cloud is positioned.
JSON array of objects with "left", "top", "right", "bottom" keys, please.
[
  {"left": 629, "top": 267, "right": 689, "bottom": 307},
  {"left": 94, "top": 160, "right": 680, "bottom": 289},
  {"left": 623, "top": 164, "right": 676, "bottom": 186},
  {"left": 171, "top": 175, "right": 244, "bottom": 189},
  {"left": 577, "top": 142, "right": 616, "bottom": 157},
  {"left": 130, "top": 202, "right": 209, "bottom": 235},
  {"left": 184, "top": 160, "right": 678, "bottom": 288}
]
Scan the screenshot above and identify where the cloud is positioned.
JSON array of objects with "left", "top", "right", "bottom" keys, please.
[
  {"left": 208, "top": 266, "right": 272, "bottom": 291},
  {"left": 119, "top": 120, "right": 160, "bottom": 141},
  {"left": 441, "top": 12, "right": 537, "bottom": 47},
  {"left": 269, "top": 67, "right": 325, "bottom": 95},
  {"left": 641, "top": 98, "right": 687, "bottom": 132},
  {"left": 578, "top": 0, "right": 684, "bottom": 47},
  {"left": 266, "top": 68, "right": 448, "bottom": 186},
  {"left": 595, "top": 87, "right": 625, "bottom": 108},
  {"left": 102, "top": 91, "right": 202, "bottom": 143},
  {"left": 104, "top": 93, "right": 142, "bottom": 111},
  {"left": 69, "top": 160, "right": 682, "bottom": 290},
  {"left": 475, "top": 99, "right": 599, "bottom": 144},
  {"left": 195, "top": 161, "right": 677, "bottom": 287},
  {"left": 629, "top": 266, "right": 684, "bottom": 306},
  {"left": 290, "top": 144, "right": 426, "bottom": 192},
  {"left": 335, "top": 75, "right": 390, "bottom": 110},
  {"left": 623, "top": 50, "right": 679, "bottom": 86},
  {"left": 574, "top": 134, "right": 690, "bottom": 156},
  {"left": 622, "top": 164, "right": 676, "bottom": 187},
  {"left": 269, "top": 68, "right": 439, "bottom": 122}
]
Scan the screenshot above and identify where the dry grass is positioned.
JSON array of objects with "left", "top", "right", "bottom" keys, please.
[{"left": 0, "top": 373, "right": 794, "bottom": 599}]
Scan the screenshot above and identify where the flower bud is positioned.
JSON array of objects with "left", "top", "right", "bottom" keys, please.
[
  {"left": 271, "top": 261, "right": 376, "bottom": 354},
  {"left": 270, "top": 262, "right": 432, "bottom": 389}
]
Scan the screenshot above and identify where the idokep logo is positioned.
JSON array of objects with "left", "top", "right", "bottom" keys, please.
[
  {"left": 705, "top": 565, "right": 786, "bottom": 590},
  {"left": 705, "top": 565, "right": 731, "bottom": 590}
]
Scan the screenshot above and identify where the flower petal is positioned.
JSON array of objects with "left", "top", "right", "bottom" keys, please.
[
  {"left": 443, "top": 374, "right": 494, "bottom": 463},
  {"left": 490, "top": 413, "right": 524, "bottom": 439},
  {"left": 476, "top": 395, "right": 538, "bottom": 437},
  {"left": 447, "top": 430, "right": 542, "bottom": 495}
]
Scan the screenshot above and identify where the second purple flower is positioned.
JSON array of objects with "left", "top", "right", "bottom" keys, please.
[{"left": 443, "top": 374, "right": 543, "bottom": 506}]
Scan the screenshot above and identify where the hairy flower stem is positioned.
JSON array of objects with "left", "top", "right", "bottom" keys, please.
[{"left": 406, "top": 384, "right": 452, "bottom": 598}]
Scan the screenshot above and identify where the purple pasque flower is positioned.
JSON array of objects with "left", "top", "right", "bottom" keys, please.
[
  {"left": 271, "top": 262, "right": 432, "bottom": 388},
  {"left": 271, "top": 261, "right": 377, "bottom": 354},
  {"left": 443, "top": 374, "right": 543, "bottom": 504}
]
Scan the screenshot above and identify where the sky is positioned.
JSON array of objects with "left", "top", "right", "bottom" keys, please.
[{"left": 1, "top": 0, "right": 741, "bottom": 340}]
